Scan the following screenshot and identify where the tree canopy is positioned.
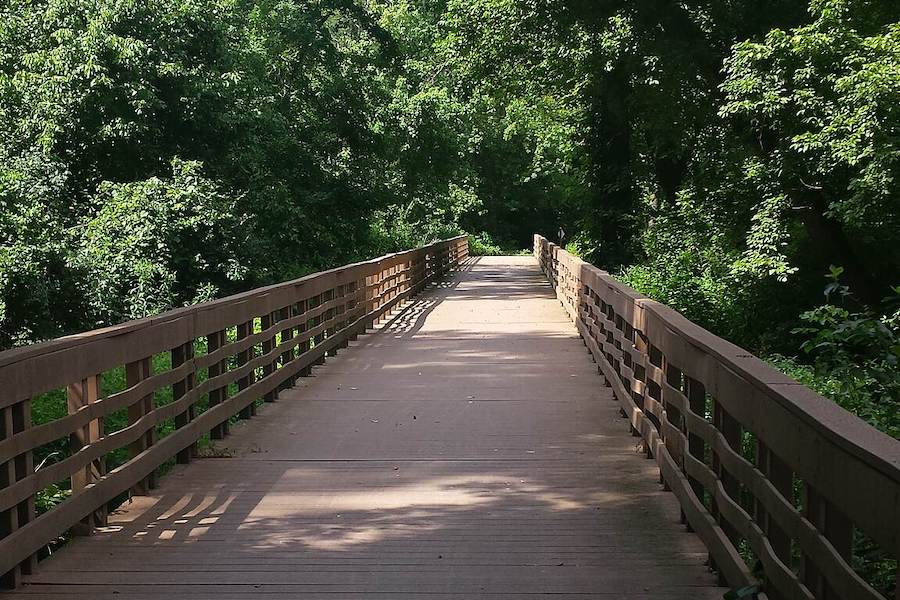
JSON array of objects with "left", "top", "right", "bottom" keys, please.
[{"left": 1, "top": 1, "right": 898, "bottom": 438}]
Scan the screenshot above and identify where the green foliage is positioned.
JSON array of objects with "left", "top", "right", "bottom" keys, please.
[
  {"left": 0, "top": 0, "right": 895, "bottom": 421},
  {"left": 0, "top": 0, "right": 405, "bottom": 346},
  {"left": 468, "top": 233, "right": 504, "bottom": 256},
  {"left": 619, "top": 194, "right": 750, "bottom": 339},
  {"left": 1, "top": 0, "right": 898, "bottom": 591},
  {"left": 79, "top": 159, "right": 246, "bottom": 322},
  {"left": 367, "top": 205, "right": 464, "bottom": 256},
  {"left": 788, "top": 269, "right": 900, "bottom": 435},
  {"left": 376, "top": 0, "right": 586, "bottom": 250},
  {"left": 720, "top": 0, "right": 900, "bottom": 303},
  {"left": 1, "top": 0, "right": 895, "bottom": 425},
  {"left": 34, "top": 482, "right": 70, "bottom": 516}
]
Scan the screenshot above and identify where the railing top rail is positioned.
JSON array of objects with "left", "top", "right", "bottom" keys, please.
[{"left": 0, "top": 235, "right": 468, "bottom": 369}]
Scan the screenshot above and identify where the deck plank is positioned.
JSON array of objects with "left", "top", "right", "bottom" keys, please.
[{"left": 14, "top": 256, "right": 725, "bottom": 599}]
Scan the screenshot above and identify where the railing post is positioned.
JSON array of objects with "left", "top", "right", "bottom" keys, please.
[
  {"left": 684, "top": 376, "right": 706, "bottom": 502},
  {"left": 803, "top": 484, "right": 853, "bottom": 600},
  {"left": 171, "top": 342, "right": 197, "bottom": 463},
  {"left": 261, "top": 312, "right": 277, "bottom": 402},
  {"left": 364, "top": 274, "right": 375, "bottom": 329},
  {"left": 402, "top": 259, "right": 410, "bottom": 298},
  {"left": 67, "top": 375, "right": 106, "bottom": 534},
  {"left": 418, "top": 253, "right": 426, "bottom": 287},
  {"left": 207, "top": 330, "right": 229, "bottom": 439},
  {"left": 713, "top": 401, "right": 742, "bottom": 546},
  {"left": 371, "top": 269, "right": 383, "bottom": 326},
  {"left": 348, "top": 280, "right": 362, "bottom": 340},
  {"left": 279, "top": 306, "right": 296, "bottom": 389},
  {"left": 313, "top": 293, "right": 326, "bottom": 364},
  {"left": 236, "top": 320, "right": 256, "bottom": 419},
  {"left": 803, "top": 484, "right": 826, "bottom": 598},
  {"left": 126, "top": 358, "right": 157, "bottom": 493},
  {"left": 324, "top": 288, "right": 337, "bottom": 356},
  {"left": 659, "top": 356, "right": 680, "bottom": 488},
  {"left": 298, "top": 299, "right": 312, "bottom": 376},
  {"left": 756, "top": 441, "right": 792, "bottom": 600},
  {"left": 420, "top": 251, "right": 428, "bottom": 291},
  {"left": 0, "top": 398, "right": 36, "bottom": 588},
  {"left": 386, "top": 264, "right": 395, "bottom": 314},
  {"left": 335, "top": 285, "right": 349, "bottom": 350}
]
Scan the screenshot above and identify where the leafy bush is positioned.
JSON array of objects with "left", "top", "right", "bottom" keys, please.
[
  {"left": 468, "top": 232, "right": 504, "bottom": 256},
  {"left": 617, "top": 192, "right": 766, "bottom": 347},
  {"left": 367, "top": 206, "right": 464, "bottom": 256},
  {"left": 77, "top": 159, "right": 247, "bottom": 324},
  {"left": 786, "top": 267, "right": 900, "bottom": 436}
]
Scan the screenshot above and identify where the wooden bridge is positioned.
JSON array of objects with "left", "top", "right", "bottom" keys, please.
[{"left": 0, "top": 235, "right": 898, "bottom": 600}]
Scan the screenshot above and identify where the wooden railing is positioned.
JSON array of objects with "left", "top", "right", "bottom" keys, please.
[
  {"left": 0, "top": 235, "right": 468, "bottom": 588},
  {"left": 535, "top": 234, "right": 900, "bottom": 600}
]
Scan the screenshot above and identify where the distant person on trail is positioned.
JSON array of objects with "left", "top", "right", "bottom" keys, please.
[{"left": 558, "top": 227, "right": 566, "bottom": 247}]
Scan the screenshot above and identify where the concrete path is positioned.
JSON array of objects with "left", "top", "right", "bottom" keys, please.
[{"left": 14, "top": 256, "right": 725, "bottom": 599}]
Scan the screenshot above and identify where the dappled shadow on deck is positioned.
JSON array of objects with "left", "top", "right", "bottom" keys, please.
[{"left": 30, "top": 452, "right": 718, "bottom": 598}]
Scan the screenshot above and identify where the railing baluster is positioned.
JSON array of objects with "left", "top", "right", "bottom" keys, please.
[
  {"left": 207, "top": 330, "right": 229, "bottom": 439},
  {"left": 172, "top": 342, "right": 197, "bottom": 463},
  {"left": 262, "top": 312, "right": 277, "bottom": 402},
  {"left": 237, "top": 320, "right": 256, "bottom": 419},
  {"left": 757, "top": 441, "right": 792, "bottom": 598},
  {"left": 298, "top": 299, "right": 312, "bottom": 377},
  {"left": 126, "top": 358, "right": 156, "bottom": 493},
  {"left": 67, "top": 375, "right": 106, "bottom": 534},
  {"left": 280, "top": 306, "right": 296, "bottom": 389},
  {"left": 0, "top": 399, "right": 36, "bottom": 587}
]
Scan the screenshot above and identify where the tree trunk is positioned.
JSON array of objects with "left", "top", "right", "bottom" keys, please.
[{"left": 799, "top": 190, "right": 882, "bottom": 307}]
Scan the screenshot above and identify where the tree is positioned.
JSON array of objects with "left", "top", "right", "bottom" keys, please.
[{"left": 722, "top": 0, "right": 900, "bottom": 304}]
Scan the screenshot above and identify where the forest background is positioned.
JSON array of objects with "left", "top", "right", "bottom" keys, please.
[{"left": 1, "top": 0, "right": 898, "bottom": 439}]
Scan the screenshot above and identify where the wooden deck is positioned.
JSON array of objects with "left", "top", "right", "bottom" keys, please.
[{"left": 13, "top": 256, "right": 724, "bottom": 599}]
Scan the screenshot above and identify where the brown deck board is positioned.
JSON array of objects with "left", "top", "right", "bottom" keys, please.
[{"left": 12, "top": 256, "right": 725, "bottom": 599}]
